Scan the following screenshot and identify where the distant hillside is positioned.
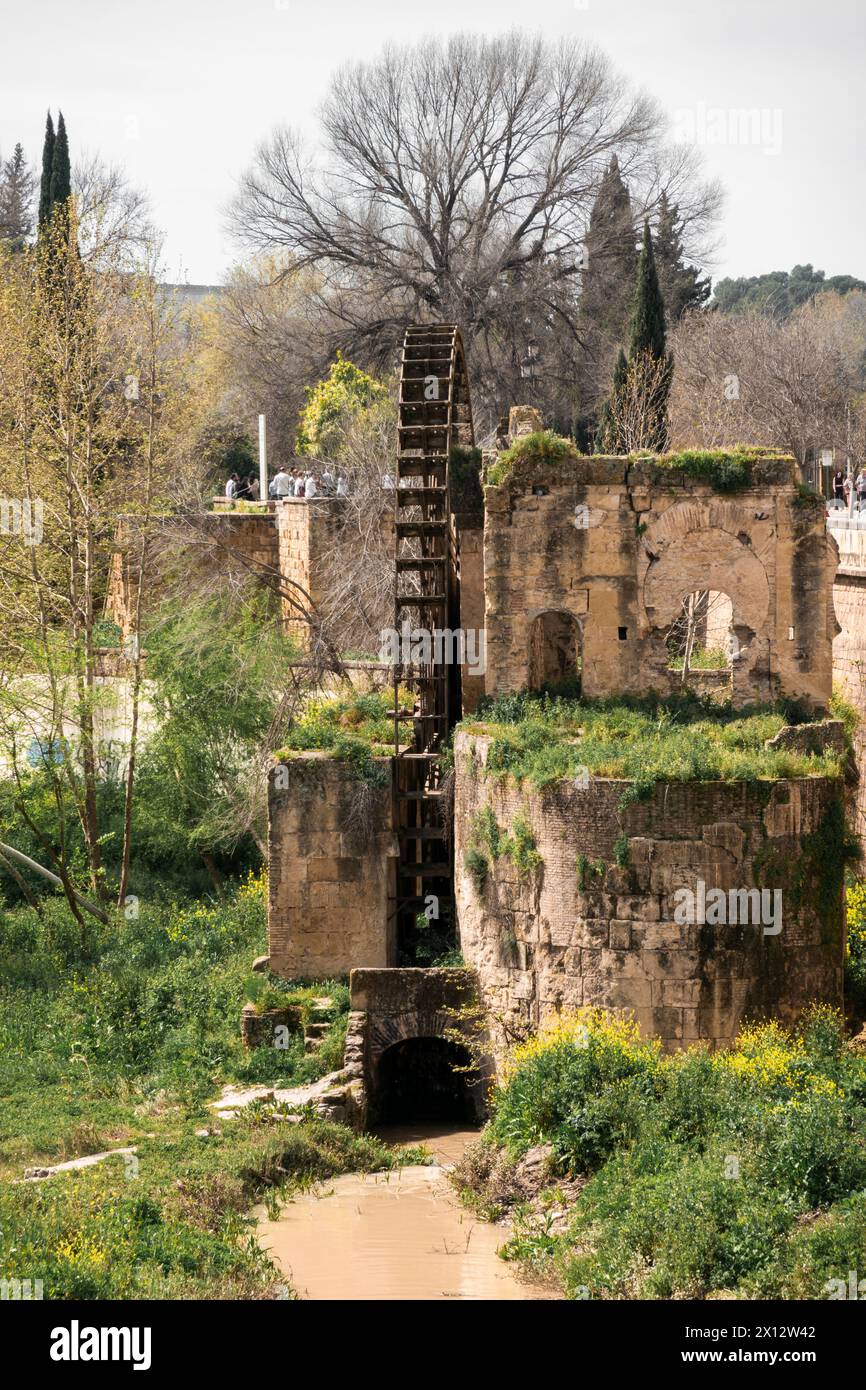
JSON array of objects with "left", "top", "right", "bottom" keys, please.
[{"left": 712, "top": 264, "right": 865, "bottom": 318}]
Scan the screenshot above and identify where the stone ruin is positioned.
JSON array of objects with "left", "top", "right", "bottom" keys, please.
[
  {"left": 262, "top": 399, "right": 859, "bottom": 1085},
  {"left": 483, "top": 409, "right": 838, "bottom": 710}
]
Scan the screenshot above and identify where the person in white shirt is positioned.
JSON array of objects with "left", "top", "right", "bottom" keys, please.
[
  {"left": 273, "top": 468, "right": 292, "bottom": 498},
  {"left": 336, "top": 473, "right": 349, "bottom": 496},
  {"left": 305, "top": 474, "right": 318, "bottom": 499},
  {"left": 225, "top": 473, "right": 239, "bottom": 498}
]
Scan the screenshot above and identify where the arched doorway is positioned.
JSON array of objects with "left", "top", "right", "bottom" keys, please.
[
  {"left": 528, "top": 610, "right": 582, "bottom": 692},
  {"left": 376, "top": 1037, "right": 476, "bottom": 1122},
  {"left": 666, "top": 590, "right": 741, "bottom": 699}
]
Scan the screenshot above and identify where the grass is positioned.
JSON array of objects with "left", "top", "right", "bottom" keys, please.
[
  {"left": 669, "top": 645, "right": 729, "bottom": 671},
  {"left": 454, "top": 1006, "right": 866, "bottom": 1300},
  {"left": 273, "top": 688, "right": 410, "bottom": 781},
  {"left": 0, "top": 873, "right": 422, "bottom": 1298},
  {"left": 1, "top": 1112, "right": 412, "bottom": 1300},
  {"left": 485, "top": 436, "right": 789, "bottom": 494},
  {"left": 459, "top": 689, "right": 847, "bottom": 799}
]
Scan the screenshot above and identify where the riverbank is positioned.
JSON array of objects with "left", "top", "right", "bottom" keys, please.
[{"left": 256, "top": 1123, "right": 556, "bottom": 1301}]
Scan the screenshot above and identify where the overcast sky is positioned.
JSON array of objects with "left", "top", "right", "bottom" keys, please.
[{"left": 3, "top": 0, "right": 863, "bottom": 287}]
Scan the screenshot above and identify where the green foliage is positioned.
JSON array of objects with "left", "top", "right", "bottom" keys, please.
[
  {"left": 505, "top": 814, "right": 543, "bottom": 880},
  {"left": 653, "top": 190, "right": 710, "bottom": 322},
  {"left": 472, "top": 804, "right": 503, "bottom": 860},
  {"left": 613, "top": 834, "right": 630, "bottom": 869},
  {"left": 477, "top": 1008, "right": 866, "bottom": 1299},
  {"left": 576, "top": 854, "right": 605, "bottom": 890},
  {"left": 644, "top": 447, "right": 759, "bottom": 492},
  {"left": 830, "top": 687, "right": 860, "bottom": 740},
  {"left": 461, "top": 688, "right": 846, "bottom": 798},
  {"left": 467, "top": 805, "right": 542, "bottom": 885},
  {"left": 712, "top": 263, "right": 866, "bottom": 319},
  {"left": 845, "top": 879, "right": 866, "bottom": 1018},
  {"left": 486, "top": 430, "right": 579, "bottom": 486},
  {"left": 38, "top": 111, "right": 55, "bottom": 229},
  {"left": 628, "top": 221, "right": 667, "bottom": 363},
  {"left": 274, "top": 688, "right": 398, "bottom": 785},
  {"left": 137, "top": 592, "right": 296, "bottom": 861},
  {"left": 296, "top": 353, "right": 388, "bottom": 458},
  {"left": 464, "top": 846, "right": 489, "bottom": 894}
]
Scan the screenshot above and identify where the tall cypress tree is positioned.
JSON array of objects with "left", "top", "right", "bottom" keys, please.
[
  {"left": 38, "top": 111, "right": 55, "bottom": 229},
  {"left": 597, "top": 222, "right": 672, "bottom": 452},
  {"left": 629, "top": 221, "right": 667, "bottom": 361},
  {"left": 49, "top": 111, "right": 72, "bottom": 210},
  {"left": 577, "top": 154, "right": 639, "bottom": 446},
  {"left": 654, "top": 191, "right": 710, "bottom": 323},
  {"left": 579, "top": 154, "right": 638, "bottom": 343}
]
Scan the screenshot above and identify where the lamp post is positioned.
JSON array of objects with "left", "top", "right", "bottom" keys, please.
[{"left": 258, "top": 414, "right": 268, "bottom": 503}]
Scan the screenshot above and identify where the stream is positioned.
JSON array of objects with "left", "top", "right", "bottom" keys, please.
[{"left": 255, "top": 1123, "right": 554, "bottom": 1301}]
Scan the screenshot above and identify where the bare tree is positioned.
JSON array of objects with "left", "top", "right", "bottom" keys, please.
[
  {"left": 230, "top": 31, "right": 721, "bottom": 431},
  {"left": 73, "top": 153, "right": 154, "bottom": 268},
  {"left": 669, "top": 291, "right": 866, "bottom": 474},
  {"left": 600, "top": 349, "right": 673, "bottom": 453},
  {"left": 313, "top": 399, "right": 397, "bottom": 655},
  {"left": 196, "top": 255, "right": 322, "bottom": 468}
]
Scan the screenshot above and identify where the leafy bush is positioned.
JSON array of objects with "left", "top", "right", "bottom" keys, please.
[
  {"left": 274, "top": 689, "right": 403, "bottom": 781},
  {"left": 473, "top": 1007, "right": 866, "bottom": 1299},
  {"left": 296, "top": 353, "right": 388, "bottom": 458},
  {"left": 845, "top": 879, "right": 866, "bottom": 1018}
]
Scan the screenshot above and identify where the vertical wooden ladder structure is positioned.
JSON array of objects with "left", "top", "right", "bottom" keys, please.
[{"left": 392, "top": 324, "right": 475, "bottom": 953}]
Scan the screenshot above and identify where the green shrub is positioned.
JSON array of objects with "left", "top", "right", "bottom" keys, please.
[
  {"left": 464, "top": 847, "right": 489, "bottom": 894},
  {"left": 460, "top": 689, "right": 846, "bottom": 798},
  {"left": 486, "top": 430, "right": 578, "bottom": 487},
  {"left": 470, "top": 1008, "right": 866, "bottom": 1299}
]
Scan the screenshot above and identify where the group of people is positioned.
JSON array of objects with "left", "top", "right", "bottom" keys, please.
[
  {"left": 831, "top": 469, "right": 866, "bottom": 510},
  {"left": 223, "top": 466, "right": 351, "bottom": 502},
  {"left": 224, "top": 472, "right": 261, "bottom": 501},
  {"left": 267, "top": 466, "right": 349, "bottom": 500}
]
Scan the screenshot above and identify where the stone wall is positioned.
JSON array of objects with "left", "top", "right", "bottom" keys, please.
[
  {"left": 275, "top": 496, "right": 395, "bottom": 651},
  {"left": 483, "top": 455, "right": 838, "bottom": 711},
  {"left": 832, "top": 571, "right": 866, "bottom": 846},
  {"left": 267, "top": 754, "right": 397, "bottom": 978},
  {"left": 346, "top": 967, "right": 488, "bottom": 1123},
  {"left": 454, "top": 731, "right": 845, "bottom": 1055},
  {"left": 455, "top": 515, "right": 485, "bottom": 712},
  {"left": 105, "top": 512, "right": 280, "bottom": 640},
  {"left": 275, "top": 499, "right": 339, "bottom": 648}
]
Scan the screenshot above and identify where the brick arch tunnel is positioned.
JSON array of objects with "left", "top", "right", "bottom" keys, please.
[{"left": 343, "top": 968, "right": 490, "bottom": 1127}]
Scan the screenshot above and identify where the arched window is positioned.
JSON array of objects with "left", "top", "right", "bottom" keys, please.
[{"left": 528, "top": 610, "right": 582, "bottom": 692}]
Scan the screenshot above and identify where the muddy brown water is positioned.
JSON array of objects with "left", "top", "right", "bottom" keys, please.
[{"left": 255, "top": 1123, "right": 555, "bottom": 1301}]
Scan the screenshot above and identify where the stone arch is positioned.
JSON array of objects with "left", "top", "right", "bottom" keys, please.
[
  {"left": 643, "top": 528, "right": 770, "bottom": 633},
  {"left": 527, "top": 608, "right": 583, "bottom": 691},
  {"left": 366, "top": 1010, "right": 487, "bottom": 1123},
  {"left": 376, "top": 1035, "right": 477, "bottom": 1122},
  {"left": 347, "top": 969, "right": 491, "bottom": 1126}
]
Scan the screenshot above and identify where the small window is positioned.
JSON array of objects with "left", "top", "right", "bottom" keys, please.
[
  {"left": 532, "top": 485, "right": 549, "bottom": 497},
  {"left": 618, "top": 626, "right": 628, "bottom": 641}
]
